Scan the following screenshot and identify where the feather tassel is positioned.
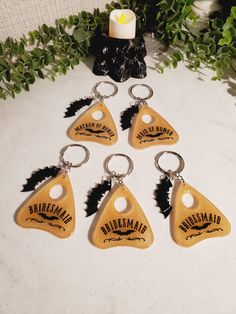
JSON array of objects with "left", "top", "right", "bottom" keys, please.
[
  {"left": 64, "top": 97, "right": 93, "bottom": 117},
  {"left": 154, "top": 176, "right": 173, "bottom": 218},
  {"left": 120, "top": 104, "right": 139, "bottom": 130},
  {"left": 85, "top": 179, "right": 112, "bottom": 217},
  {"left": 22, "top": 166, "right": 60, "bottom": 192}
]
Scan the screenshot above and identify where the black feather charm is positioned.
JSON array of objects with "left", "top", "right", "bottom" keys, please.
[
  {"left": 85, "top": 179, "right": 112, "bottom": 217},
  {"left": 120, "top": 104, "right": 139, "bottom": 130},
  {"left": 22, "top": 166, "right": 60, "bottom": 192},
  {"left": 154, "top": 176, "right": 173, "bottom": 218},
  {"left": 64, "top": 97, "right": 93, "bottom": 117}
]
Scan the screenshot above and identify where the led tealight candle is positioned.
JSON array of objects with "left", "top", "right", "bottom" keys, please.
[{"left": 109, "top": 9, "right": 136, "bottom": 39}]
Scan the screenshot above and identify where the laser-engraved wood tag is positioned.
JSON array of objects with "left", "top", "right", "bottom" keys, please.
[
  {"left": 91, "top": 184, "right": 154, "bottom": 249},
  {"left": 170, "top": 182, "right": 231, "bottom": 247},
  {"left": 67, "top": 102, "right": 118, "bottom": 145},
  {"left": 16, "top": 173, "right": 75, "bottom": 238},
  {"left": 129, "top": 105, "right": 179, "bottom": 149}
]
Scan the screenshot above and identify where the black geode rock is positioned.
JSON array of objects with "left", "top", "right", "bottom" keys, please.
[{"left": 91, "top": 33, "right": 147, "bottom": 82}]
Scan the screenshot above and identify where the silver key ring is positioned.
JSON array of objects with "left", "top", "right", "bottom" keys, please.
[
  {"left": 155, "top": 151, "right": 185, "bottom": 177},
  {"left": 93, "top": 81, "right": 118, "bottom": 100},
  {"left": 59, "top": 144, "right": 90, "bottom": 168},
  {"left": 128, "top": 84, "right": 153, "bottom": 101},
  {"left": 104, "top": 154, "right": 134, "bottom": 179}
]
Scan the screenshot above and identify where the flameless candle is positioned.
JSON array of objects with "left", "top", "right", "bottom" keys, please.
[{"left": 109, "top": 9, "right": 136, "bottom": 39}]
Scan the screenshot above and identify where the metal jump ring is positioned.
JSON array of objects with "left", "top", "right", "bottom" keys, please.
[
  {"left": 93, "top": 81, "right": 118, "bottom": 100},
  {"left": 59, "top": 144, "right": 90, "bottom": 168},
  {"left": 154, "top": 151, "right": 185, "bottom": 177},
  {"left": 128, "top": 84, "right": 153, "bottom": 101},
  {"left": 104, "top": 154, "right": 134, "bottom": 178}
]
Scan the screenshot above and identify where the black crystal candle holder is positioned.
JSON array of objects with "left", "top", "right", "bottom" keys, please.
[{"left": 92, "top": 33, "right": 147, "bottom": 82}]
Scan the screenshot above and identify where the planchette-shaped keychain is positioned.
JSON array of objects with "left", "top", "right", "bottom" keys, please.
[
  {"left": 85, "top": 154, "right": 154, "bottom": 249},
  {"left": 154, "top": 151, "right": 231, "bottom": 247},
  {"left": 16, "top": 144, "right": 90, "bottom": 238},
  {"left": 64, "top": 81, "right": 118, "bottom": 145},
  {"left": 120, "top": 84, "right": 179, "bottom": 149}
]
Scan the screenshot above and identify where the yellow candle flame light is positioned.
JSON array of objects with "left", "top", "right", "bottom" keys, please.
[{"left": 117, "top": 12, "right": 128, "bottom": 24}]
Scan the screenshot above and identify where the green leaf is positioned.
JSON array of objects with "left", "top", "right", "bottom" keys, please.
[
  {"left": 218, "top": 38, "right": 226, "bottom": 46},
  {"left": 13, "top": 83, "right": 21, "bottom": 93},
  {"left": 231, "top": 6, "right": 236, "bottom": 19},
  {"left": 59, "top": 24, "right": 66, "bottom": 34},
  {"left": 32, "top": 30, "right": 41, "bottom": 39},
  {"left": 44, "top": 53, "right": 54, "bottom": 65},
  {"left": 73, "top": 29, "right": 92, "bottom": 44},
  {"left": 24, "top": 71, "right": 35, "bottom": 84},
  {"left": 212, "top": 18, "right": 223, "bottom": 30},
  {"left": 37, "top": 69, "right": 44, "bottom": 79},
  {"left": 42, "top": 24, "right": 50, "bottom": 35},
  {"left": 5, "top": 69, "right": 11, "bottom": 82},
  {"left": 0, "top": 43, "right": 4, "bottom": 55},
  {"left": 18, "top": 42, "right": 25, "bottom": 54},
  {"left": 25, "top": 83, "right": 30, "bottom": 91},
  {"left": 31, "top": 48, "right": 44, "bottom": 57},
  {"left": 58, "top": 18, "right": 66, "bottom": 25},
  {"left": 173, "top": 51, "right": 183, "bottom": 61}
]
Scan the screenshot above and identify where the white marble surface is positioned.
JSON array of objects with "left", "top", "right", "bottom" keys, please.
[{"left": 0, "top": 52, "right": 236, "bottom": 314}]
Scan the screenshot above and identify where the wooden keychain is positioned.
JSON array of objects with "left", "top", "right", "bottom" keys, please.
[
  {"left": 154, "top": 151, "right": 231, "bottom": 247},
  {"left": 120, "top": 84, "right": 179, "bottom": 149},
  {"left": 64, "top": 81, "right": 118, "bottom": 145},
  {"left": 85, "top": 154, "right": 154, "bottom": 249},
  {"left": 16, "top": 144, "right": 90, "bottom": 238}
]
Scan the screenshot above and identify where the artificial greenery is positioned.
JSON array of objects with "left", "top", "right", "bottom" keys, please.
[{"left": 0, "top": 0, "right": 235, "bottom": 100}]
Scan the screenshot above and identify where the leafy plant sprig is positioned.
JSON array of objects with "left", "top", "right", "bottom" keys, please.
[
  {"left": 0, "top": 9, "right": 110, "bottom": 100},
  {"left": 153, "top": 3, "right": 236, "bottom": 80}
]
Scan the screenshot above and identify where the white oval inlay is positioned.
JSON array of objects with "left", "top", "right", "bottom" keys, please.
[
  {"left": 182, "top": 193, "right": 195, "bottom": 208},
  {"left": 115, "top": 197, "right": 128, "bottom": 212},
  {"left": 92, "top": 110, "right": 104, "bottom": 120},
  {"left": 142, "top": 114, "right": 152, "bottom": 124},
  {"left": 50, "top": 184, "right": 64, "bottom": 200}
]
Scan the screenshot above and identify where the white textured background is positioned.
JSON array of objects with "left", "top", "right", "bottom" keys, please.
[
  {"left": 0, "top": 43, "right": 236, "bottom": 313},
  {"left": 0, "top": 0, "right": 108, "bottom": 40}
]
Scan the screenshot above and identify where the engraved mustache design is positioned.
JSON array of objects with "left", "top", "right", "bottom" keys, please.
[
  {"left": 205, "top": 228, "right": 223, "bottom": 233},
  {"left": 186, "top": 227, "right": 224, "bottom": 240},
  {"left": 26, "top": 217, "right": 65, "bottom": 231},
  {"left": 104, "top": 237, "right": 122, "bottom": 243},
  {"left": 26, "top": 217, "right": 44, "bottom": 223},
  {"left": 76, "top": 131, "right": 111, "bottom": 140},
  {"left": 145, "top": 132, "right": 173, "bottom": 139},
  {"left": 37, "top": 213, "right": 60, "bottom": 221},
  {"left": 145, "top": 132, "right": 164, "bottom": 138},
  {"left": 186, "top": 232, "right": 202, "bottom": 240},
  {"left": 191, "top": 223, "right": 211, "bottom": 230},
  {"left": 84, "top": 128, "right": 105, "bottom": 134},
  {"left": 126, "top": 237, "right": 145, "bottom": 241},
  {"left": 112, "top": 229, "right": 135, "bottom": 236},
  {"left": 103, "top": 236, "right": 145, "bottom": 243},
  {"left": 139, "top": 132, "right": 174, "bottom": 144},
  {"left": 48, "top": 222, "right": 65, "bottom": 231}
]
